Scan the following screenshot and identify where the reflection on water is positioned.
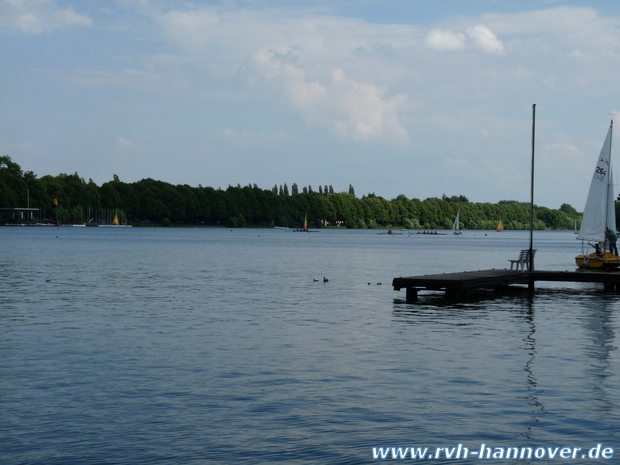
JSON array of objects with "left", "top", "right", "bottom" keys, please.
[
  {"left": 581, "top": 297, "right": 617, "bottom": 415},
  {"left": 1, "top": 228, "right": 619, "bottom": 464},
  {"left": 392, "top": 287, "right": 620, "bottom": 449},
  {"left": 519, "top": 296, "right": 546, "bottom": 442}
]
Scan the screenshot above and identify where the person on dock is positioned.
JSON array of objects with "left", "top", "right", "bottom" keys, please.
[
  {"left": 589, "top": 242, "right": 604, "bottom": 258},
  {"left": 605, "top": 228, "right": 618, "bottom": 256}
]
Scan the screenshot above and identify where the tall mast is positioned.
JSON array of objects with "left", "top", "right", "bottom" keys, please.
[
  {"left": 606, "top": 119, "right": 613, "bottom": 233},
  {"left": 529, "top": 104, "right": 536, "bottom": 272}
]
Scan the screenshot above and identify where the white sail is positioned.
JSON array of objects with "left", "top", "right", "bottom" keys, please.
[
  {"left": 578, "top": 122, "right": 615, "bottom": 242},
  {"left": 452, "top": 209, "right": 461, "bottom": 234}
]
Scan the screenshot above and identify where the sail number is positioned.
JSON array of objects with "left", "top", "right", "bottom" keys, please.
[{"left": 595, "top": 166, "right": 607, "bottom": 181}]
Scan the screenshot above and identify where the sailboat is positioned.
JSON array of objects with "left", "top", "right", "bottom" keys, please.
[
  {"left": 496, "top": 219, "right": 504, "bottom": 232},
  {"left": 575, "top": 120, "right": 620, "bottom": 268},
  {"left": 294, "top": 213, "right": 316, "bottom": 232},
  {"left": 452, "top": 209, "right": 462, "bottom": 235}
]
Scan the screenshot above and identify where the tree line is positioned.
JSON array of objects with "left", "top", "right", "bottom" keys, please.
[{"left": 0, "top": 155, "right": 587, "bottom": 230}]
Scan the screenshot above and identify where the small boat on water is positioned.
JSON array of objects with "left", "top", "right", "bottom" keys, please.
[
  {"left": 496, "top": 219, "right": 504, "bottom": 232},
  {"left": 415, "top": 230, "right": 447, "bottom": 235},
  {"left": 293, "top": 213, "right": 318, "bottom": 232},
  {"left": 378, "top": 229, "right": 402, "bottom": 235},
  {"left": 452, "top": 209, "right": 462, "bottom": 235},
  {"left": 575, "top": 119, "right": 620, "bottom": 269}
]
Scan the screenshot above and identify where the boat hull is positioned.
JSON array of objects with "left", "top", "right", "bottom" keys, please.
[{"left": 575, "top": 251, "right": 620, "bottom": 269}]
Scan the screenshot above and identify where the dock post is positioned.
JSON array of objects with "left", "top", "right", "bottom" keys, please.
[
  {"left": 493, "top": 286, "right": 507, "bottom": 296},
  {"left": 406, "top": 287, "right": 418, "bottom": 303},
  {"left": 446, "top": 288, "right": 462, "bottom": 303}
]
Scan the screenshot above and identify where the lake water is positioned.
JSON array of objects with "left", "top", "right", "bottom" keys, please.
[{"left": 1, "top": 227, "right": 619, "bottom": 464}]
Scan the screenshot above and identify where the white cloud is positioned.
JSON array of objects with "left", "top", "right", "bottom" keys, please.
[
  {"left": 425, "top": 25, "right": 504, "bottom": 54},
  {"left": 250, "top": 48, "right": 326, "bottom": 110},
  {"left": 249, "top": 48, "right": 408, "bottom": 142},
  {"left": 425, "top": 29, "right": 466, "bottom": 51},
  {"left": 476, "top": 6, "right": 620, "bottom": 61},
  {"left": 466, "top": 25, "right": 505, "bottom": 55},
  {"left": 332, "top": 78, "right": 408, "bottom": 141},
  {"left": 1, "top": 0, "right": 93, "bottom": 33}
]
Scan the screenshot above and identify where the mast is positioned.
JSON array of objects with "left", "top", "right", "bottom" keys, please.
[
  {"left": 608, "top": 119, "right": 613, "bottom": 233},
  {"left": 604, "top": 118, "right": 614, "bottom": 240},
  {"left": 529, "top": 104, "right": 536, "bottom": 272}
]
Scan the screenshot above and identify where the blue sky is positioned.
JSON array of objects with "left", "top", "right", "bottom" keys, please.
[{"left": 3, "top": 0, "right": 620, "bottom": 210}]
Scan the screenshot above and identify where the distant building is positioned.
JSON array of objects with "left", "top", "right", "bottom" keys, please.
[{"left": 0, "top": 208, "right": 40, "bottom": 224}]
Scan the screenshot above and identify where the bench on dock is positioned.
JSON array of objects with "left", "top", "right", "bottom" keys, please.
[{"left": 509, "top": 249, "right": 536, "bottom": 271}]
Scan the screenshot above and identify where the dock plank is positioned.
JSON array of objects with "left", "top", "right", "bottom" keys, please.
[
  {"left": 393, "top": 268, "right": 620, "bottom": 303},
  {"left": 393, "top": 269, "right": 531, "bottom": 291}
]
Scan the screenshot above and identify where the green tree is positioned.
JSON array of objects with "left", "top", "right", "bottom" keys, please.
[
  {"left": 560, "top": 203, "right": 578, "bottom": 216},
  {"left": 0, "top": 155, "right": 26, "bottom": 208}
]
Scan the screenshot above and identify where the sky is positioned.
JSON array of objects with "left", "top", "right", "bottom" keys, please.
[{"left": 3, "top": 0, "right": 620, "bottom": 210}]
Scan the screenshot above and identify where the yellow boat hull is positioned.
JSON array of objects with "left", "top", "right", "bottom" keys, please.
[{"left": 575, "top": 252, "right": 620, "bottom": 269}]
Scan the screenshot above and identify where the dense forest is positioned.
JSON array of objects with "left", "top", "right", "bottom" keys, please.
[{"left": 0, "top": 155, "right": 588, "bottom": 230}]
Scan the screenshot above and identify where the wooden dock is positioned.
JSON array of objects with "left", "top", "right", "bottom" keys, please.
[{"left": 393, "top": 269, "right": 620, "bottom": 303}]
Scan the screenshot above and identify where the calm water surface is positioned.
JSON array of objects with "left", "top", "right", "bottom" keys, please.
[{"left": 1, "top": 227, "right": 619, "bottom": 464}]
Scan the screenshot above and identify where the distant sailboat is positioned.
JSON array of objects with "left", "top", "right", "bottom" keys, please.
[
  {"left": 496, "top": 219, "right": 504, "bottom": 232},
  {"left": 99, "top": 210, "right": 132, "bottom": 227},
  {"left": 575, "top": 120, "right": 620, "bottom": 268},
  {"left": 452, "top": 209, "right": 462, "bottom": 235},
  {"left": 294, "top": 213, "right": 316, "bottom": 232}
]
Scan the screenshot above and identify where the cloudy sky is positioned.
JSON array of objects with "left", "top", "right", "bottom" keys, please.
[{"left": 3, "top": 0, "right": 620, "bottom": 209}]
